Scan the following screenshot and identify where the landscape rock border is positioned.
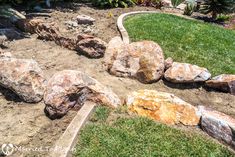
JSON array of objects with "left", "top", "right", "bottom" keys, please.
[{"left": 117, "top": 11, "right": 235, "bottom": 95}]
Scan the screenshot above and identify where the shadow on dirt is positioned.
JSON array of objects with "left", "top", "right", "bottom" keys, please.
[
  {"left": 0, "top": 86, "right": 23, "bottom": 102},
  {"left": 162, "top": 78, "right": 205, "bottom": 90}
]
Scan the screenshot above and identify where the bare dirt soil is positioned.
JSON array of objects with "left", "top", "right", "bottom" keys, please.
[{"left": 0, "top": 3, "right": 234, "bottom": 157}]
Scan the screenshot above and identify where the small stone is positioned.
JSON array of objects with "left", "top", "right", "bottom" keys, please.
[
  {"left": 77, "top": 14, "right": 95, "bottom": 25},
  {"left": 198, "top": 106, "right": 235, "bottom": 148},
  {"left": 126, "top": 90, "right": 200, "bottom": 125},
  {"left": 44, "top": 70, "right": 121, "bottom": 119},
  {"left": 206, "top": 74, "right": 235, "bottom": 95},
  {"left": 0, "top": 35, "right": 7, "bottom": 45},
  {"left": 164, "top": 57, "right": 173, "bottom": 70},
  {"left": 65, "top": 20, "right": 78, "bottom": 28},
  {"left": 0, "top": 51, "right": 12, "bottom": 59},
  {"left": 0, "top": 57, "right": 46, "bottom": 103},
  {"left": 164, "top": 62, "right": 211, "bottom": 83}
]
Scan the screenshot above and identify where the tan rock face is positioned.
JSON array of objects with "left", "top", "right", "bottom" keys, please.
[
  {"left": 44, "top": 70, "right": 121, "bottom": 119},
  {"left": 164, "top": 62, "right": 211, "bottom": 83},
  {"left": 104, "top": 37, "right": 165, "bottom": 84},
  {"left": 206, "top": 74, "right": 235, "bottom": 95},
  {"left": 0, "top": 56, "right": 45, "bottom": 103},
  {"left": 198, "top": 106, "right": 235, "bottom": 148},
  {"left": 126, "top": 90, "right": 200, "bottom": 125}
]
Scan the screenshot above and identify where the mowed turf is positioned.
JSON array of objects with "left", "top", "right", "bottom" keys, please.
[
  {"left": 124, "top": 14, "right": 235, "bottom": 76},
  {"left": 74, "top": 106, "right": 233, "bottom": 157}
]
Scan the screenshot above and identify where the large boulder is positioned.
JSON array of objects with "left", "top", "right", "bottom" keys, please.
[
  {"left": 126, "top": 90, "right": 200, "bottom": 125},
  {"left": 44, "top": 70, "right": 121, "bottom": 119},
  {"left": 206, "top": 74, "right": 235, "bottom": 95},
  {"left": 198, "top": 106, "right": 235, "bottom": 148},
  {"left": 164, "top": 62, "right": 211, "bottom": 83},
  {"left": 0, "top": 55, "right": 45, "bottom": 103},
  {"left": 104, "top": 38, "right": 165, "bottom": 83}
]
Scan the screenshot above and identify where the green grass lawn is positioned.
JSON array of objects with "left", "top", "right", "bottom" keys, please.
[
  {"left": 124, "top": 14, "right": 235, "bottom": 76},
  {"left": 74, "top": 106, "right": 234, "bottom": 157}
]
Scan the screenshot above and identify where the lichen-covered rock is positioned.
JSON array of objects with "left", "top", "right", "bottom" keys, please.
[
  {"left": 198, "top": 106, "right": 235, "bottom": 148},
  {"left": 77, "top": 14, "right": 95, "bottom": 24},
  {"left": 206, "top": 74, "right": 235, "bottom": 95},
  {"left": 164, "top": 62, "right": 211, "bottom": 83},
  {"left": 104, "top": 39, "right": 165, "bottom": 83},
  {"left": 0, "top": 56, "right": 45, "bottom": 103},
  {"left": 44, "top": 70, "right": 121, "bottom": 119},
  {"left": 126, "top": 90, "right": 200, "bottom": 125}
]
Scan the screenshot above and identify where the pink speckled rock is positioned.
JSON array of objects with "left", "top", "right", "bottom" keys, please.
[
  {"left": 164, "top": 62, "right": 211, "bottom": 83},
  {"left": 206, "top": 74, "right": 235, "bottom": 95},
  {"left": 0, "top": 56, "right": 45, "bottom": 103},
  {"left": 44, "top": 70, "right": 121, "bottom": 119},
  {"left": 104, "top": 38, "right": 165, "bottom": 84},
  {"left": 199, "top": 106, "right": 235, "bottom": 148}
]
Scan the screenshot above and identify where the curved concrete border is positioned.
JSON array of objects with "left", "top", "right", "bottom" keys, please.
[
  {"left": 50, "top": 101, "right": 95, "bottom": 157},
  {"left": 117, "top": 11, "right": 159, "bottom": 44},
  {"left": 117, "top": 11, "right": 199, "bottom": 44}
]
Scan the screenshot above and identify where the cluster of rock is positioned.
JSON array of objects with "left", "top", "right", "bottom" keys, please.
[
  {"left": 127, "top": 89, "right": 235, "bottom": 148},
  {"left": 65, "top": 14, "right": 97, "bottom": 35},
  {"left": 0, "top": 50, "right": 121, "bottom": 119},
  {"left": 104, "top": 36, "right": 235, "bottom": 95},
  {"left": 16, "top": 18, "right": 106, "bottom": 58}
]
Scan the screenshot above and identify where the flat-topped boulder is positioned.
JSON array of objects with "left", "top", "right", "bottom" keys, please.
[
  {"left": 126, "top": 90, "right": 200, "bottom": 125},
  {"left": 0, "top": 55, "right": 45, "bottom": 103},
  {"left": 198, "top": 106, "right": 235, "bottom": 148},
  {"left": 206, "top": 74, "right": 235, "bottom": 95},
  {"left": 164, "top": 62, "right": 211, "bottom": 83},
  {"left": 44, "top": 70, "right": 121, "bottom": 119},
  {"left": 104, "top": 37, "right": 165, "bottom": 84}
]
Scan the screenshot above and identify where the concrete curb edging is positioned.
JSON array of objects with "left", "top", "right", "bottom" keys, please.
[
  {"left": 50, "top": 101, "right": 96, "bottom": 157},
  {"left": 117, "top": 11, "right": 159, "bottom": 44}
]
